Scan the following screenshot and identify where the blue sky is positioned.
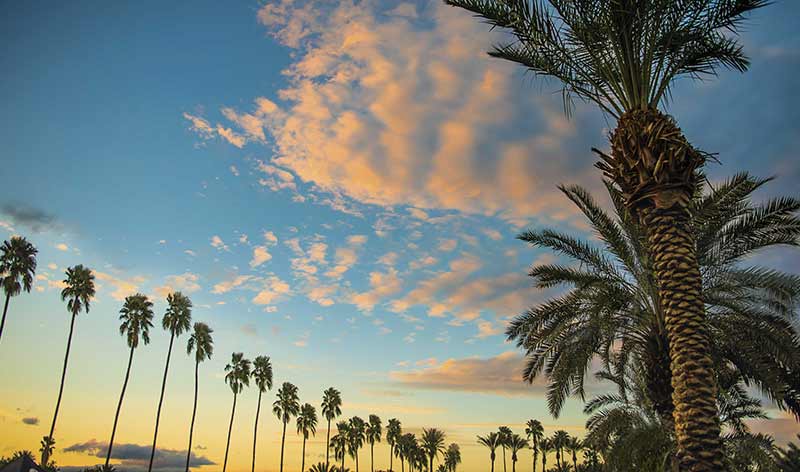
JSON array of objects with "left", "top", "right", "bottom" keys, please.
[{"left": 1, "top": 1, "right": 800, "bottom": 471}]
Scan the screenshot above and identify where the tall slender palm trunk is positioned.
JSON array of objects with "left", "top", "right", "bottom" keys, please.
[
  {"left": 490, "top": 457, "right": 494, "bottom": 472},
  {"left": 251, "top": 390, "right": 262, "bottom": 472},
  {"left": 223, "top": 393, "right": 238, "bottom": 472},
  {"left": 148, "top": 332, "right": 175, "bottom": 472},
  {"left": 532, "top": 448, "right": 537, "bottom": 472},
  {"left": 511, "top": 460, "right": 516, "bottom": 472},
  {"left": 279, "top": 420, "right": 287, "bottom": 472},
  {"left": 42, "top": 309, "right": 78, "bottom": 465},
  {"left": 572, "top": 454, "right": 577, "bottom": 471},
  {"left": 370, "top": 443, "right": 375, "bottom": 472},
  {"left": 184, "top": 360, "right": 199, "bottom": 472},
  {"left": 400, "top": 457, "right": 404, "bottom": 472},
  {"left": 502, "top": 448, "right": 506, "bottom": 472},
  {"left": 355, "top": 448, "right": 360, "bottom": 472},
  {"left": 0, "top": 293, "right": 11, "bottom": 345},
  {"left": 325, "top": 419, "right": 331, "bottom": 469},
  {"left": 342, "top": 449, "right": 347, "bottom": 472},
  {"left": 389, "top": 445, "right": 393, "bottom": 472},
  {"left": 106, "top": 346, "right": 135, "bottom": 466},
  {"left": 301, "top": 435, "right": 307, "bottom": 472}
]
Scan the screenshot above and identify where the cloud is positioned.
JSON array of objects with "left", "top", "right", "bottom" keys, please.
[
  {"left": 438, "top": 239, "right": 458, "bottom": 252},
  {"left": 63, "top": 439, "right": 214, "bottom": 471},
  {"left": 212, "top": 275, "right": 253, "bottom": 294},
  {"left": 95, "top": 271, "right": 146, "bottom": 301},
  {"left": 21, "top": 416, "right": 39, "bottom": 425},
  {"left": 263, "top": 230, "right": 278, "bottom": 245},
  {"left": 153, "top": 272, "right": 201, "bottom": 298},
  {"left": 189, "top": 0, "right": 600, "bottom": 224},
  {"left": 56, "top": 243, "right": 69, "bottom": 251},
  {"left": 0, "top": 204, "right": 59, "bottom": 233},
  {"left": 350, "top": 268, "right": 403, "bottom": 312},
  {"left": 252, "top": 276, "right": 292, "bottom": 305},
  {"left": 210, "top": 235, "right": 229, "bottom": 251},
  {"left": 250, "top": 245, "right": 273, "bottom": 268},
  {"left": 482, "top": 228, "right": 503, "bottom": 241}
]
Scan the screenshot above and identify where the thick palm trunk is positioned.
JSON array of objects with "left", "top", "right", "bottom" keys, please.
[
  {"left": 279, "top": 420, "right": 287, "bottom": 472},
  {"left": 326, "top": 419, "right": 332, "bottom": 469},
  {"left": 252, "top": 390, "right": 262, "bottom": 472},
  {"left": 223, "top": 393, "right": 238, "bottom": 472},
  {"left": 0, "top": 293, "right": 11, "bottom": 344},
  {"left": 184, "top": 360, "right": 199, "bottom": 472},
  {"left": 511, "top": 460, "right": 516, "bottom": 472},
  {"left": 644, "top": 206, "right": 723, "bottom": 470},
  {"left": 106, "top": 346, "right": 135, "bottom": 466},
  {"left": 301, "top": 436, "right": 307, "bottom": 472},
  {"left": 42, "top": 309, "right": 78, "bottom": 465},
  {"left": 148, "top": 332, "right": 175, "bottom": 472}
]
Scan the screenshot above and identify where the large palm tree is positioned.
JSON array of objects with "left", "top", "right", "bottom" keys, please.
[
  {"left": 184, "top": 322, "right": 213, "bottom": 472},
  {"left": 443, "top": 444, "right": 460, "bottom": 472},
  {"left": 525, "top": 420, "right": 543, "bottom": 472},
  {"left": 508, "top": 435, "right": 528, "bottom": 472},
  {"left": 41, "top": 265, "right": 94, "bottom": 466},
  {"left": 347, "top": 416, "right": 366, "bottom": 472},
  {"left": 506, "top": 176, "right": 800, "bottom": 448},
  {"left": 322, "top": 387, "right": 343, "bottom": 469},
  {"left": 147, "top": 292, "right": 192, "bottom": 472},
  {"left": 297, "top": 403, "right": 318, "bottom": 472},
  {"left": 332, "top": 421, "right": 351, "bottom": 472},
  {"left": 386, "top": 418, "right": 402, "bottom": 472},
  {"left": 106, "top": 293, "right": 154, "bottom": 467},
  {"left": 477, "top": 433, "right": 499, "bottom": 472},
  {"left": 443, "top": 2, "right": 771, "bottom": 468},
  {"left": 497, "top": 426, "right": 511, "bottom": 472},
  {"left": 274, "top": 382, "right": 301, "bottom": 472},
  {"left": 421, "top": 428, "right": 446, "bottom": 472},
  {"left": 0, "top": 236, "right": 37, "bottom": 345},
  {"left": 366, "top": 415, "right": 382, "bottom": 472},
  {"left": 223, "top": 353, "right": 251, "bottom": 472},
  {"left": 250, "top": 355, "right": 274, "bottom": 472}
]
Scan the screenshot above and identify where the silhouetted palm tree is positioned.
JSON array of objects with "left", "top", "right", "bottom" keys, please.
[
  {"left": 508, "top": 435, "right": 528, "bottom": 472},
  {"left": 348, "top": 416, "right": 366, "bottom": 472},
  {"left": 552, "top": 431, "right": 569, "bottom": 471},
  {"left": 366, "top": 415, "right": 382, "bottom": 472},
  {"left": 42, "top": 265, "right": 94, "bottom": 466},
  {"left": 396, "top": 434, "right": 417, "bottom": 472},
  {"left": 443, "top": 444, "right": 460, "bottom": 472},
  {"left": 477, "top": 433, "right": 499, "bottom": 472},
  {"left": 525, "top": 420, "right": 543, "bottom": 472},
  {"left": 421, "top": 428, "right": 446, "bottom": 472},
  {"left": 250, "top": 355, "right": 273, "bottom": 472},
  {"left": 497, "top": 426, "right": 511, "bottom": 472},
  {"left": 386, "top": 418, "right": 402, "bottom": 472},
  {"left": 223, "top": 353, "right": 251, "bottom": 472},
  {"left": 0, "top": 236, "right": 37, "bottom": 345},
  {"left": 443, "top": 1, "right": 770, "bottom": 468},
  {"left": 274, "top": 382, "right": 301, "bottom": 472},
  {"left": 298, "top": 403, "right": 318, "bottom": 472},
  {"left": 565, "top": 436, "right": 582, "bottom": 472},
  {"left": 147, "top": 292, "right": 192, "bottom": 472},
  {"left": 539, "top": 438, "right": 553, "bottom": 472},
  {"left": 106, "top": 293, "right": 154, "bottom": 467},
  {"left": 322, "top": 387, "right": 343, "bottom": 469},
  {"left": 332, "top": 421, "right": 350, "bottom": 472},
  {"left": 185, "top": 322, "right": 213, "bottom": 472}
]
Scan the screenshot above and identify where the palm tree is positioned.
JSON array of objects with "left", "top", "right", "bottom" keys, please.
[
  {"left": 297, "top": 403, "right": 318, "bottom": 472},
  {"left": 41, "top": 265, "right": 94, "bottom": 466},
  {"left": 0, "top": 236, "right": 37, "bottom": 345},
  {"left": 525, "top": 420, "right": 543, "bottom": 472},
  {"left": 366, "top": 415, "right": 382, "bottom": 472},
  {"left": 347, "top": 416, "right": 366, "bottom": 472},
  {"left": 497, "top": 426, "right": 511, "bottom": 472},
  {"left": 539, "top": 438, "right": 553, "bottom": 472},
  {"left": 250, "top": 355, "right": 274, "bottom": 472},
  {"left": 223, "top": 353, "right": 251, "bottom": 472},
  {"left": 505, "top": 176, "right": 800, "bottom": 449},
  {"left": 322, "top": 387, "right": 343, "bottom": 469},
  {"left": 477, "top": 432, "right": 499, "bottom": 472},
  {"left": 508, "top": 435, "right": 528, "bottom": 472},
  {"left": 443, "top": 2, "right": 771, "bottom": 468},
  {"left": 185, "top": 322, "right": 213, "bottom": 472},
  {"left": 421, "top": 428, "right": 446, "bottom": 472},
  {"left": 332, "top": 421, "right": 351, "bottom": 472},
  {"left": 386, "top": 418, "right": 402, "bottom": 472},
  {"left": 565, "top": 437, "right": 582, "bottom": 472},
  {"left": 105, "top": 293, "right": 154, "bottom": 467},
  {"left": 147, "top": 292, "right": 192, "bottom": 472},
  {"left": 309, "top": 462, "right": 336, "bottom": 472},
  {"left": 395, "top": 433, "right": 415, "bottom": 472},
  {"left": 274, "top": 382, "right": 301, "bottom": 472},
  {"left": 444, "top": 444, "right": 460, "bottom": 472},
  {"left": 552, "top": 431, "right": 569, "bottom": 471}
]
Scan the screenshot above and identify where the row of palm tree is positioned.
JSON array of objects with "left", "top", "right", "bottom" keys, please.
[{"left": 478, "top": 424, "right": 591, "bottom": 472}]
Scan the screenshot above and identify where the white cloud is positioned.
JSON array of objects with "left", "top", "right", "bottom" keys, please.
[
  {"left": 250, "top": 245, "right": 272, "bottom": 268},
  {"left": 210, "top": 235, "right": 229, "bottom": 251}
]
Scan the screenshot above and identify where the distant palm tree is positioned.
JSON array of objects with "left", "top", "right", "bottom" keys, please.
[
  {"left": 274, "top": 382, "right": 301, "bottom": 472},
  {"left": 497, "top": 426, "right": 511, "bottom": 472},
  {"left": 0, "top": 236, "right": 37, "bottom": 345},
  {"left": 39, "top": 437, "right": 54, "bottom": 468},
  {"left": 322, "top": 387, "right": 343, "bottom": 469},
  {"left": 185, "top": 322, "right": 213, "bottom": 472},
  {"left": 41, "top": 265, "right": 94, "bottom": 466},
  {"left": 396, "top": 434, "right": 417, "bottom": 472},
  {"left": 386, "top": 418, "right": 402, "bottom": 472},
  {"left": 297, "top": 403, "right": 318, "bottom": 472},
  {"left": 552, "top": 431, "right": 569, "bottom": 471},
  {"left": 105, "top": 293, "right": 154, "bottom": 467},
  {"left": 348, "top": 416, "right": 366, "bottom": 472},
  {"left": 332, "top": 421, "right": 350, "bottom": 472},
  {"left": 421, "top": 428, "right": 446, "bottom": 472},
  {"left": 508, "top": 435, "right": 529, "bottom": 472},
  {"left": 250, "top": 355, "right": 273, "bottom": 472},
  {"left": 223, "top": 353, "right": 251, "bottom": 472},
  {"left": 147, "top": 292, "right": 192, "bottom": 472},
  {"left": 308, "top": 462, "right": 335, "bottom": 472},
  {"left": 366, "top": 415, "right": 382, "bottom": 472},
  {"left": 525, "top": 420, "right": 543, "bottom": 472},
  {"left": 443, "top": 444, "right": 460, "bottom": 472},
  {"left": 565, "top": 436, "right": 582, "bottom": 472},
  {"left": 539, "top": 438, "right": 553, "bottom": 472},
  {"left": 477, "top": 433, "right": 500, "bottom": 472}
]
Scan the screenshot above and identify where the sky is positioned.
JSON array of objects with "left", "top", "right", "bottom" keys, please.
[{"left": 1, "top": 1, "right": 799, "bottom": 471}]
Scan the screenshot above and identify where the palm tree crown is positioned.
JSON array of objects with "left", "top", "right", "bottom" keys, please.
[
  {"left": 162, "top": 292, "right": 192, "bottom": 337},
  {"left": 297, "top": 403, "right": 318, "bottom": 439},
  {"left": 61, "top": 265, "right": 95, "bottom": 315},
  {"left": 274, "top": 382, "right": 301, "bottom": 423},
  {"left": 225, "top": 353, "right": 251, "bottom": 394},
  {"left": 366, "top": 415, "right": 382, "bottom": 446},
  {"left": 252, "top": 356, "right": 273, "bottom": 393},
  {"left": 322, "top": 387, "right": 343, "bottom": 421},
  {"left": 119, "top": 294, "right": 154, "bottom": 348},
  {"left": 0, "top": 236, "right": 37, "bottom": 298},
  {"left": 187, "top": 322, "right": 214, "bottom": 363},
  {"left": 421, "top": 428, "right": 446, "bottom": 472}
]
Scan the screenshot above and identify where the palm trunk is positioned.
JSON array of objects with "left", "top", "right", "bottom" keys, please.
[
  {"left": 279, "top": 419, "right": 287, "bottom": 472},
  {"left": 502, "top": 448, "right": 506, "bottom": 472},
  {"left": 511, "top": 460, "right": 516, "bottom": 472},
  {"left": 106, "top": 346, "right": 135, "bottom": 466},
  {"left": 252, "top": 390, "right": 262, "bottom": 472},
  {"left": 0, "top": 293, "right": 11, "bottom": 344},
  {"left": 223, "top": 393, "right": 237, "bottom": 472},
  {"left": 42, "top": 309, "right": 78, "bottom": 465},
  {"left": 532, "top": 445, "right": 537, "bottom": 472},
  {"left": 148, "top": 332, "right": 175, "bottom": 472},
  {"left": 326, "top": 419, "right": 332, "bottom": 469},
  {"left": 389, "top": 445, "right": 394, "bottom": 472},
  {"left": 184, "top": 360, "right": 199, "bottom": 472},
  {"left": 343, "top": 449, "right": 347, "bottom": 472},
  {"left": 490, "top": 456, "right": 494, "bottom": 472},
  {"left": 644, "top": 206, "right": 723, "bottom": 470},
  {"left": 355, "top": 448, "right": 359, "bottom": 472},
  {"left": 541, "top": 456, "right": 546, "bottom": 472},
  {"left": 400, "top": 456, "right": 404, "bottom": 472},
  {"left": 428, "top": 456, "right": 432, "bottom": 472},
  {"left": 301, "top": 435, "right": 307, "bottom": 472},
  {"left": 371, "top": 443, "right": 375, "bottom": 472},
  {"left": 572, "top": 453, "right": 577, "bottom": 472}
]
